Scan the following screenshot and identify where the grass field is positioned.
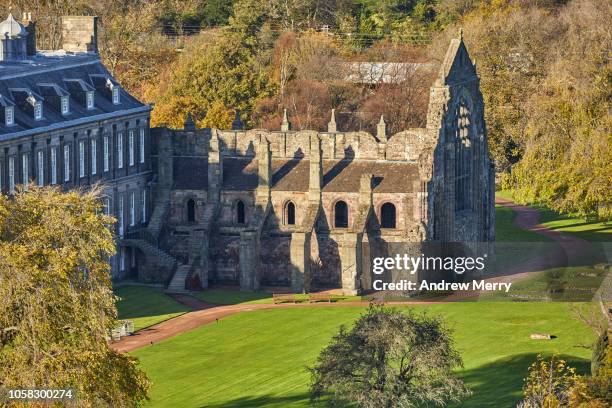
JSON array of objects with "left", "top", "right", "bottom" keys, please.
[
  {"left": 481, "top": 266, "right": 607, "bottom": 302},
  {"left": 496, "top": 190, "right": 611, "bottom": 242},
  {"left": 115, "top": 285, "right": 190, "bottom": 331},
  {"left": 494, "top": 202, "right": 550, "bottom": 243},
  {"left": 538, "top": 208, "right": 611, "bottom": 243},
  {"left": 132, "top": 303, "right": 595, "bottom": 408},
  {"left": 119, "top": 194, "right": 605, "bottom": 407},
  {"left": 494, "top": 191, "right": 610, "bottom": 270},
  {"left": 192, "top": 289, "right": 363, "bottom": 305}
]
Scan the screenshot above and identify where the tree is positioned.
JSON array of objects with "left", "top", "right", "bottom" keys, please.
[
  {"left": 0, "top": 186, "right": 149, "bottom": 407},
  {"left": 309, "top": 304, "right": 470, "bottom": 407},
  {"left": 518, "top": 355, "right": 579, "bottom": 408},
  {"left": 150, "top": 0, "right": 274, "bottom": 128}
]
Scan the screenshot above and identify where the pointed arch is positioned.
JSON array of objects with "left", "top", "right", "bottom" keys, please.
[
  {"left": 453, "top": 88, "right": 476, "bottom": 213},
  {"left": 236, "top": 200, "right": 245, "bottom": 224}
]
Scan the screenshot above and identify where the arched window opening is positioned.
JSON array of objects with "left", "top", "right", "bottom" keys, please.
[
  {"left": 380, "top": 202, "right": 396, "bottom": 228},
  {"left": 334, "top": 201, "right": 348, "bottom": 228},
  {"left": 186, "top": 199, "right": 196, "bottom": 223},
  {"left": 454, "top": 100, "right": 473, "bottom": 212},
  {"left": 285, "top": 201, "right": 296, "bottom": 225},
  {"left": 236, "top": 200, "right": 245, "bottom": 224}
]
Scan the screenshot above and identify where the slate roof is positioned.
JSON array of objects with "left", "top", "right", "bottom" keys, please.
[
  {"left": 0, "top": 52, "right": 149, "bottom": 140},
  {"left": 223, "top": 158, "right": 418, "bottom": 193},
  {"left": 174, "top": 157, "right": 208, "bottom": 190}
]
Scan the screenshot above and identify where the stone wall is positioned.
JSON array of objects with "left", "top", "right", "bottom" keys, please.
[
  {"left": 148, "top": 36, "right": 495, "bottom": 294},
  {"left": 259, "top": 236, "right": 291, "bottom": 285},
  {"left": 215, "top": 129, "right": 426, "bottom": 162},
  {"left": 209, "top": 235, "right": 240, "bottom": 283}
]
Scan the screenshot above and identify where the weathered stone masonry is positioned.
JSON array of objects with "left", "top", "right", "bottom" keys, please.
[{"left": 143, "top": 35, "right": 495, "bottom": 294}]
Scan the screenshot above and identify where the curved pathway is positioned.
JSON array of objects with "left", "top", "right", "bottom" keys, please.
[
  {"left": 488, "top": 198, "right": 590, "bottom": 284},
  {"left": 111, "top": 299, "right": 440, "bottom": 353},
  {"left": 111, "top": 198, "right": 590, "bottom": 352}
]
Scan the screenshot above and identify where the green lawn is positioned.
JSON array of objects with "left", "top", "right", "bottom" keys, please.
[
  {"left": 495, "top": 202, "right": 550, "bottom": 243},
  {"left": 132, "top": 302, "right": 595, "bottom": 408},
  {"left": 493, "top": 191, "right": 610, "bottom": 270},
  {"left": 496, "top": 190, "right": 611, "bottom": 242},
  {"left": 192, "top": 288, "right": 273, "bottom": 305},
  {"left": 480, "top": 266, "right": 607, "bottom": 302},
  {"left": 538, "top": 208, "right": 611, "bottom": 243},
  {"left": 115, "top": 285, "right": 190, "bottom": 331},
  {"left": 494, "top": 202, "right": 553, "bottom": 270},
  {"left": 192, "top": 288, "right": 363, "bottom": 305}
]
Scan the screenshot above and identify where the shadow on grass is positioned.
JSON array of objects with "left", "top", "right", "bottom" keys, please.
[
  {"left": 452, "top": 353, "right": 591, "bottom": 407},
  {"left": 115, "top": 286, "right": 189, "bottom": 320},
  {"left": 196, "top": 354, "right": 590, "bottom": 408},
  {"left": 198, "top": 393, "right": 314, "bottom": 408}
]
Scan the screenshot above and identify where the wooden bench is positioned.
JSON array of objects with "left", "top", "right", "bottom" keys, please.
[
  {"left": 309, "top": 293, "right": 332, "bottom": 303},
  {"left": 273, "top": 293, "right": 297, "bottom": 304},
  {"left": 369, "top": 294, "right": 385, "bottom": 305}
]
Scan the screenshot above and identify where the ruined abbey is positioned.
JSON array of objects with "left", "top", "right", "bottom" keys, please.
[
  {"left": 137, "top": 35, "right": 495, "bottom": 294},
  {"left": 0, "top": 11, "right": 494, "bottom": 295}
]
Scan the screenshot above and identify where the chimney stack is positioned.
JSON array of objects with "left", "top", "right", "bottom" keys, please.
[
  {"left": 22, "top": 12, "right": 36, "bottom": 56},
  {"left": 61, "top": 16, "right": 98, "bottom": 53}
]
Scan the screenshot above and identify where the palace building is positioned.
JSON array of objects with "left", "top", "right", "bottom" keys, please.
[
  {"left": 1, "top": 13, "right": 495, "bottom": 294},
  {"left": 0, "top": 14, "right": 151, "bottom": 276}
]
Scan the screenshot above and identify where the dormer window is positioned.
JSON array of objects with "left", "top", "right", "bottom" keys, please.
[
  {"left": 86, "top": 92, "right": 94, "bottom": 109},
  {"left": 34, "top": 102, "right": 42, "bottom": 120},
  {"left": 61, "top": 97, "right": 69, "bottom": 115},
  {"left": 5, "top": 107, "right": 13, "bottom": 126},
  {"left": 112, "top": 87, "right": 120, "bottom": 104}
]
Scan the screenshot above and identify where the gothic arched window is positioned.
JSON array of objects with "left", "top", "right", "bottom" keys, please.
[
  {"left": 454, "top": 100, "right": 473, "bottom": 212},
  {"left": 186, "top": 199, "right": 196, "bottom": 223},
  {"left": 380, "top": 202, "right": 396, "bottom": 228},
  {"left": 285, "top": 201, "right": 296, "bottom": 225},
  {"left": 236, "top": 200, "right": 245, "bottom": 224},
  {"left": 334, "top": 201, "right": 348, "bottom": 228}
]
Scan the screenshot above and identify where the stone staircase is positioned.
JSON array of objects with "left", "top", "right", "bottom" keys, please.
[
  {"left": 166, "top": 264, "right": 191, "bottom": 293},
  {"left": 201, "top": 202, "right": 219, "bottom": 225},
  {"left": 119, "top": 235, "right": 177, "bottom": 283},
  {"left": 147, "top": 199, "right": 170, "bottom": 238}
]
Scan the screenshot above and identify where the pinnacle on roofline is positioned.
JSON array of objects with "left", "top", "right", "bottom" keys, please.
[
  {"left": 377, "top": 114, "right": 387, "bottom": 142},
  {"left": 184, "top": 112, "right": 196, "bottom": 131},
  {"left": 232, "top": 109, "right": 244, "bottom": 130},
  {"left": 327, "top": 108, "right": 337, "bottom": 133},
  {"left": 281, "top": 108, "right": 290, "bottom": 131}
]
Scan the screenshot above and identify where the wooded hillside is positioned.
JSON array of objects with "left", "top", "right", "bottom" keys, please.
[{"left": 2, "top": 0, "right": 610, "bottom": 219}]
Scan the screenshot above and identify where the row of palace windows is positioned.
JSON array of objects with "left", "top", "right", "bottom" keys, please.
[
  {"left": 105, "top": 189, "right": 147, "bottom": 238},
  {"left": 0, "top": 128, "right": 147, "bottom": 192},
  {"left": 185, "top": 199, "right": 397, "bottom": 229}
]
